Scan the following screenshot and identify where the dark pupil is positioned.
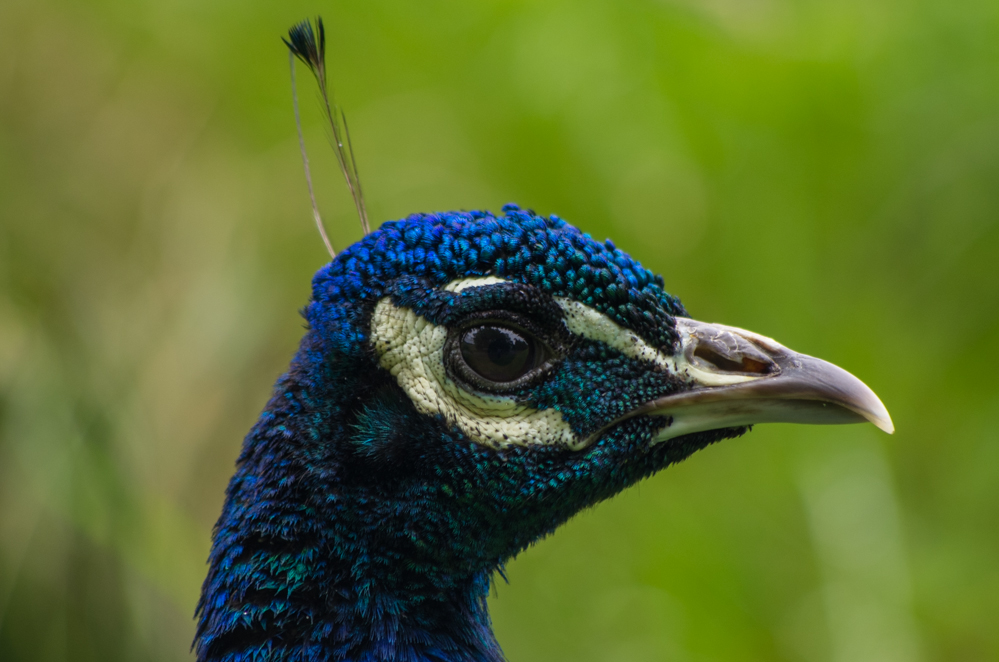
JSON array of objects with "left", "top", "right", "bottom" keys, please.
[{"left": 460, "top": 325, "right": 536, "bottom": 383}]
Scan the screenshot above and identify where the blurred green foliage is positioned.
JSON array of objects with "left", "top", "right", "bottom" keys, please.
[{"left": 1, "top": 0, "right": 997, "bottom": 660}]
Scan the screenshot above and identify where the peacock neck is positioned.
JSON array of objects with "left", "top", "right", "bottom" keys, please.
[{"left": 196, "top": 350, "right": 507, "bottom": 661}]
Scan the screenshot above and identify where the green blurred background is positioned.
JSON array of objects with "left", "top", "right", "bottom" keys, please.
[{"left": 1, "top": 0, "right": 997, "bottom": 660}]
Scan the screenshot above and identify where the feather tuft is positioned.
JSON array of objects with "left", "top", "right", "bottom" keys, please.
[
  {"left": 283, "top": 18, "right": 327, "bottom": 87},
  {"left": 284, "top": 16, "right": 370, "bottom": 257}
]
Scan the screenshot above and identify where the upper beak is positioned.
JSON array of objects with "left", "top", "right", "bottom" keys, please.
[{"left": 617, "top": 318, "right": 894, "bottom": 444}]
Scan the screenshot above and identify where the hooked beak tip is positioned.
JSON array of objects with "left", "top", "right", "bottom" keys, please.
[{"left": 864, "top": 394, "right": 894, "bottom": 435}]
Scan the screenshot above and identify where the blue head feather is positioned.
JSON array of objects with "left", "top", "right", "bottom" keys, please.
[{"left": 194, "top": 205, "right": 744, "bottom": 662}]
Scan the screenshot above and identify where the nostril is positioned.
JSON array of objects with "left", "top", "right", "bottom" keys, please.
[
  {"left": 694, "top": 345, "right": 775, "bottom": 374},
  {"left": 740, "top": 355, "right": 775, "bottom": 374}
]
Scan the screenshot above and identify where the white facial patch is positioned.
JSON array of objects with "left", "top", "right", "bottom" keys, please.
[
  {"left": 369, "top": 277, "right": 757, "bottom": 451},
  {"left": 370, "top": 292, "right": 579, "bottom": 450}
]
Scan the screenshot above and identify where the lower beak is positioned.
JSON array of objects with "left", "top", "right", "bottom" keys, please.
[{"left": 618, "top": 318, "right": 893, "bottom": 444}]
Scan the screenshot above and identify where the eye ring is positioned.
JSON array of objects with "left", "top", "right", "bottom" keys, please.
[{"left": 444, "top": 317, "right": 555, "bottom": 393}]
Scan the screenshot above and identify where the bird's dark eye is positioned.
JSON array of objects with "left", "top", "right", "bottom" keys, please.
[
  {"left": 443, "top": 319, "right": 556, "bottom": 392},
  {"left": 459, "top": 325, "right": 538, "bottom": 383}
]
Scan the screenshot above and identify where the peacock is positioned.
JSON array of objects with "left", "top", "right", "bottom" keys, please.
[{"left": 193, "top": 18, "right": 893, "bottom": 662}]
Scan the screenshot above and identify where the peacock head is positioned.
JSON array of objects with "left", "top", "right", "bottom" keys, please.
[{"left": 296, "top": 204, "right": 892, "bottom": 572}]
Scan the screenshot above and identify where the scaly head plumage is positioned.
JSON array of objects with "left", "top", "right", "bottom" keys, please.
[{"left": 194, "top": 205, "right": 891, "bottom": 662}]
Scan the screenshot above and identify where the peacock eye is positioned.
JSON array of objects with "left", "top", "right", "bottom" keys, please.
[
  {"left": 459, "top": 325, "right": 539, "bottom": 384},
  {"left": 461, "top": 325, "right": 538, "bottom": 384}
]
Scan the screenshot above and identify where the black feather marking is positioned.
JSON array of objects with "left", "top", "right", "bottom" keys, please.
[{"left": 283, "top": 18, "right": 327, "bottom": 87}]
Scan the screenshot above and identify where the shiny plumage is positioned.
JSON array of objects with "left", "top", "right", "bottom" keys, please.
[{"left": 194, "top": 205, "right": 890, "bottom": 661}]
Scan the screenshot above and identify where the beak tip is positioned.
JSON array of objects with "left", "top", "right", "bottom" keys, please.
[
  {"left": 876, "top": 417, "right": 895, "bottom": 435},
  {"left": 866, "top": 398, "right": 894, "bottom": 435}
]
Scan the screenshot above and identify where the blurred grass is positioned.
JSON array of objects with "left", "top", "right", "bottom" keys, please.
[{"left": 1, "top": 0, "right": 997, "bottom": 660}]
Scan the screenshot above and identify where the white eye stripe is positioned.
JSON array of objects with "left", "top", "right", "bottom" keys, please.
[
  {"left": 441, "top": 279, "right": 679, "bottom": 370},
  {"left": 554, "top": 298, "right": 677, "bottom": 371},
  {"left": 443, "top": 276, "right": 508, "bottom": 292},
  {"left": 555, "top": 299, "right": 757, "bottom": 388},
  {"left": 370, "top": 277, "right": 724, "bottom": 450}
]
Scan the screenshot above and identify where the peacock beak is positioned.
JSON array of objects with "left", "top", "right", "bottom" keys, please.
[{"left": 592, "top": 318, "right": 894, "bottom": 446}]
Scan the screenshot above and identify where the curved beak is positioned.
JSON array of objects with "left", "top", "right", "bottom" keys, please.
[{"left": 623, "top": 318, "right": 894, "bottom": 444}]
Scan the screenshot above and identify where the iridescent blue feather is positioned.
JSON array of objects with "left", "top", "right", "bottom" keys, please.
[{"left": 194, "top": 206, "right": 741, "bottom": 661}]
